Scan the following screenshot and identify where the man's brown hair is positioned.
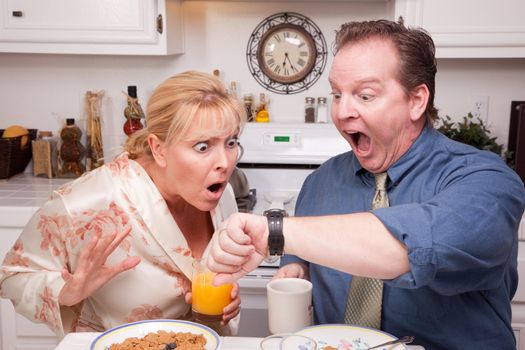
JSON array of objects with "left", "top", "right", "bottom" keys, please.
[{"left": 334, "top": 19, "right": 438, "bottom": 125}]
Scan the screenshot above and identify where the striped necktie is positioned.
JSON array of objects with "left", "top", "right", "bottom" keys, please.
[{"left": 343, "top": 172, "right": 389, "bottom": 329}]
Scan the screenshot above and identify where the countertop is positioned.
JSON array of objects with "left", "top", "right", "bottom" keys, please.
[{"left": 0, "top": 173, "right": 70, "bottom": 227}]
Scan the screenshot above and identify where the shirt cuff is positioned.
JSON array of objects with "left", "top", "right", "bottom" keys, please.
[{"left": 373, "top": 205, "right": 437, "bottom": 288}]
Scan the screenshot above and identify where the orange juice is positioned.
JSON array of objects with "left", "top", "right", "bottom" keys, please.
[{"left": 192, "top": 271, "right": 233, "bottom": 316}]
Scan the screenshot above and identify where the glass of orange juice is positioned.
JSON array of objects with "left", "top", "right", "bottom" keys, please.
[{"left": 192, "top": 258, "right": 233, "bottom": 333}]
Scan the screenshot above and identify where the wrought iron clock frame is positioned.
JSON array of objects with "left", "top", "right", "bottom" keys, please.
[{"left": 246, "top": 12, "right": 327, "bottom": 95}]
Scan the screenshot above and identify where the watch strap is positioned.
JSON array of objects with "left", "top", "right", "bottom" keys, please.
[{"left": 265, "top": 209, "right": 286, "bottom": 256}]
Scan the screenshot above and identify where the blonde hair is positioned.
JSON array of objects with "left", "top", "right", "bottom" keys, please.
[{"left": 125, "top": 70, "right": 246, "bottom": 158}]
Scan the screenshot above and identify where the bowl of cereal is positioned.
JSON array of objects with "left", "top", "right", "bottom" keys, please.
[{"left": 90, "top": 319, "right": 221, "bottom": 350}]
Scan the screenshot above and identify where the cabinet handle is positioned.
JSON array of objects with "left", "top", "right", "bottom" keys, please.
[
  {"left": 157, "top": 14, "right": 163, "bottom": 34},
  {"left": 12, "top": 11, "right": 23, "bottom": 17}
]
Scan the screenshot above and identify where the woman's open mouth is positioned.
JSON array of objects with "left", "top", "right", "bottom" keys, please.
[{"left": 207, "top": 182, "right": 224, "bottom": 195}]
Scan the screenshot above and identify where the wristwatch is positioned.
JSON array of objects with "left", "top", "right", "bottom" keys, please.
[{"left": 264, "top": 208, "right": 288, "bottom": 256}]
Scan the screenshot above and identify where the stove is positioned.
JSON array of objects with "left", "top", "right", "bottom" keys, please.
[{"left": 238, "top": 122, "right": 349, "bottom": 214}]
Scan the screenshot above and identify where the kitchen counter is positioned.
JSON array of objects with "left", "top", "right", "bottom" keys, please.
[{"left": 0, "top": 173, "right": 70, "bottom": 226}]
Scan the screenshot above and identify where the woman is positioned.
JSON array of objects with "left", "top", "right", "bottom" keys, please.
[{"left": 0, "top": 71, "right": 246, "bottom": 337}]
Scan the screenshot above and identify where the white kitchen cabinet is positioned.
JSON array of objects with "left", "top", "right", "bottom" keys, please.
[
  {"left": 395, "top": 0, "right": 525, "bottom": 58},
  {"left": 0, "top": 0, "right": 183, "bottom": 55}
]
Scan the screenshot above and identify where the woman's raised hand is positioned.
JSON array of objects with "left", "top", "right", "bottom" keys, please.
[{"left": 58, "top": 228, "right": 141, "bottom": 306}]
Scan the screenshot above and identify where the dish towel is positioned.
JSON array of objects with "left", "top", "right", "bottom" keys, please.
[{"left": 344, "top": 172, "right": 389, "bottom": 329}]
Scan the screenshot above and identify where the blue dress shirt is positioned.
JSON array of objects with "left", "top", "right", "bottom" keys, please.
[{"left": 281, "top": 126, "right": 525, "bottom": 350}]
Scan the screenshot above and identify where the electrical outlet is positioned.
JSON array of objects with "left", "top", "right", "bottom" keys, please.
[{"left": 470, "top": 95, "right": 490, "bottom": 123}]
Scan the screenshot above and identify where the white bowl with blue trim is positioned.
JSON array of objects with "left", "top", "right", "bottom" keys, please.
[{"left": 90, "top": 319, "right": 221, "bottom": 350}]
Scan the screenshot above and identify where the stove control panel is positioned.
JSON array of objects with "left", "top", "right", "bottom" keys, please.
[
  {"left": 263, "top": 132, "right": 300, "bottom": 147},
  {"left": 240, "top": 123, "right": 349, "bottom": 165}
]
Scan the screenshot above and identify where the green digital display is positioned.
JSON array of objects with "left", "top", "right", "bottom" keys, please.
[{"left": 274, "top": 136, "right": 290, "bottom": 142}]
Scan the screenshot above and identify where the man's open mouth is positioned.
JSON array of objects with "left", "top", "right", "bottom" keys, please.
[
  {"left": 347, "top": 131, "right": 361, "bottom": 145},
  {"left": 347, "top": 131, "right": 370, "bottom": 152}
]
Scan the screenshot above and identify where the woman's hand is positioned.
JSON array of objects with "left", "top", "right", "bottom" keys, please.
[
  {"left": 184, "top": 282, "right": 241, "bottom": 326},
  {"left": 272, "top": 262, "right": 309, "bottom": 280},
  {"left": 58, "top": 228, "right": 141, "bottom": 306},
  {"left": 221, "top": 282, "right": 241, "bottom": 326}
]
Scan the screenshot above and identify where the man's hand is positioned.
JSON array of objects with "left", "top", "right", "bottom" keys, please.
[
  {"left": 208, "top": 213, "right": 269, "bottom": 285},
  {"left": 272, "top": 262, "right": 308, "bottom": 280}
]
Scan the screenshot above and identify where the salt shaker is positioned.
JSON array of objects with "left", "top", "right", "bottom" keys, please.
[
  {"left": 316, "top": 97, "right": 328, "bottom": 123},
  {"left": 305, "top": 97, "right": 316, "bottom": 123}
]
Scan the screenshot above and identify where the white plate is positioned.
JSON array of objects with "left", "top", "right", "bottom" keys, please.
[
  {"left": 90, "top": 319, "right": 221, "bottom": 350},
  {"left": 286, "top": 324, "right": 407, "bottom": 350}
]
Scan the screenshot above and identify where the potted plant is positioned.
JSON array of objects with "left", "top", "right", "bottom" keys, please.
[{"left": 436, "top": 112, "right": 504, "bottom": 157}]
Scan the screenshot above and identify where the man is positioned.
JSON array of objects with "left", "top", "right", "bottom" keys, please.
[{"left": 209, "top": 20, "right": 525, "bottom": 349}]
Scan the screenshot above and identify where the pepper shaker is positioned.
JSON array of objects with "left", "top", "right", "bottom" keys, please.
[{"left": 305, "top": 97, "right": 316, "bottom": 123}]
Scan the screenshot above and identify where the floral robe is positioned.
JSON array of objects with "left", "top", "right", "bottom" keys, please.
[{"left": 0, "top": 153, "right": 239, "bottom": 337}]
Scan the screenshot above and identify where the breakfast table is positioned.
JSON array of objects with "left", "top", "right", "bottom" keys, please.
[{"left": 54, "top": 333, "right": 425, "bottom": 350}]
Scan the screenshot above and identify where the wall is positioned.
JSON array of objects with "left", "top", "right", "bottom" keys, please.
[
  {"left": 435, "top": 58, "right": 525, "bottom": 146},
  {"left": 0, "top": 1, "right": 524, "bottom": 161}
]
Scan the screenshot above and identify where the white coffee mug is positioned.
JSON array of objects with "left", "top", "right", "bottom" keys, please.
[{"left": 267, "top": 278, "right": 313, "bottom": 334}]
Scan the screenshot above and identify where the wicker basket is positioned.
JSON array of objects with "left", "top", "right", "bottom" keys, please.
[{"left": 0, "top": 129, "right": 38, "bottom": 179}]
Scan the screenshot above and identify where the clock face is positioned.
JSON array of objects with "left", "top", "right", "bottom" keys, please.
[
  {"left": 257, "top": 24, "right": 316, "bottom": 84},
  {"left": 246, "top": 12, "right": 327, "bottom": 95}
]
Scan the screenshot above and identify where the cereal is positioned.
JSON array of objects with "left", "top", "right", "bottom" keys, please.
[{"left": 108, "top": 330, "right": 207, "bottom": 350}]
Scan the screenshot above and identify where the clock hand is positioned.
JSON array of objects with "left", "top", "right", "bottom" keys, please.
[{"left": 284, "top": 53, "right": 299, "bottom": 72}]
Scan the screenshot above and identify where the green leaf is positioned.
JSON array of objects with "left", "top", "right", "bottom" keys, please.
[{"left": 436, "top": 113, "right": 503, "bottom": 156}]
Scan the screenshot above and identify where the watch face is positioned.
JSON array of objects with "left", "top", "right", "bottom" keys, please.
[{"left": 257, "top": 24, "right": 316, "bottom": 84}]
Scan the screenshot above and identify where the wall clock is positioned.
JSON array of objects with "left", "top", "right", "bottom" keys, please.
[{"left": 246, "top": 12, "right": 327, "bottom": 95}]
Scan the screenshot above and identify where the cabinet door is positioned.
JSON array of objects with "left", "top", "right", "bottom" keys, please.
[
  {"left": 396, "top": 0, "right": 525, "bottom": 58},
  {"left": 0, "top": 0, "right": 183, "bottom": 55},
  {"left": 0, "top": 227, "right": 58, "bottom": 350}
]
